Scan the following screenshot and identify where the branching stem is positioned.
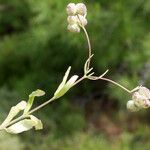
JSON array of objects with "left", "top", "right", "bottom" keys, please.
[
  {"left": 100, "top": 77, "right": 131, "bottom": 93},
  {"left": 1, "top": 15, "right": 133, "bottom": 131}
]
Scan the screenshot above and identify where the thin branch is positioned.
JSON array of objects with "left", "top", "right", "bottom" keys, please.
[
  {"left": 100, "top": 77, "right": 131, "bottom": 93},
  {"left": 29, "top": 97, "right": 55, "bottom": 114},
  {"left": 81, "top": 26, "right": 92, "bottom": 69}
]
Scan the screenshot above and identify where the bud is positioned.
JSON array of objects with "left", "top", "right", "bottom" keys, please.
[
  {"left": 77, "top": 15, "right": 88, "bottom": 26},
  {"left": 67, "top": 24, "right": 80, "bottom": 33},
  {"left": 66, "top": 3, "right": 77, "bottom": 15},
  {"left": 67, "top": 15, "right": 78, "bottom": 25},
  {"left": 76, "top": 3, "right": 87, "bottom": 16},
  {"left": 127, "top": 100, "right": 140, "bottom": 112}
]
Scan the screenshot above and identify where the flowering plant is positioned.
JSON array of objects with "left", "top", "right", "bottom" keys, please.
[{"left": 0, "top": 2, "right": 149, "bottom": 134}]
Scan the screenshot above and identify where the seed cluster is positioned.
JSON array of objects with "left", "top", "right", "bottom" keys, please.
[
  {"left": 127, "top": 87, "right": 150, "bottom": 112},
  {"left": 66, "top": 3, "right": 87, "bottom": 33}
]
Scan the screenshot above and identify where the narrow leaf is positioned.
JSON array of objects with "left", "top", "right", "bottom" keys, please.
[
  {"left": 30, "top": 115, "right": 43, "bottom": 130},
  {"left": 5, "top": 115, "right": 43, "bottom": 134},
  {"left": 0, "top": 101, "right": 27, "bottom": 128},
  {"left": 5, "top": 119, "right": 35, "bottom": 134},
  {"left": 54, "top": 66, "right": 71, "bottom": 97},
  {"left": 24, "top": 89, "right": 45, "bottom": 114}
]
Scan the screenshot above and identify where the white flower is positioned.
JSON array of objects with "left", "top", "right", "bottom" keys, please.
[
  {"left": 67, "top": 24, "right": 80, "bottom": 33},
  {"left": 54, "top": 66, "right": 78, "bottom": 99},
  {"left": 76, "top": 3, "right": 87, "bottom": 16},
  {"left": 66, "top": 3, "right": 77, "bottom": 15}
]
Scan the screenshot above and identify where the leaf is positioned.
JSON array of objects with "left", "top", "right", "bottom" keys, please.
[
  {"left": 65, "top": 75, "right": 78, "bottom": 88},
  {"left": 54, "top": 75, "right": 78, "bottom": 99},
  {"left": 54, "top": 66, "right": 71, "bottom": 97},
  {"left": 30, "top": 115, "right": 43, "bottom": 130},
  {"left": 24, "top": 89, "right": 45, "bottom": 115},
  {"left": 54, "top": 67, "right": 78, "bottom": 99},
  {"left": 5, "top": 119, "right": 35, "bottom": 134},
  {"left": 5, "top": 115, "right": 43, "bottom": 134},
  {"left": 0, "top": 101, "right": 27, "bottom": 129},
  {"left": 30, "top": 89, "right": 45, "bottom": 97}
]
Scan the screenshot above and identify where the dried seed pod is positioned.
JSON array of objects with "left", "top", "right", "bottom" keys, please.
[
  {"left": 77, "top": 15, "right": 88, "bottom": 26},
  {"left": 76, "top": 3, "right": 87, "bottom": 16},
  {"left": 132, "top": 86, "right": 150, "bottom": 108},
  {"left": 127, "top": 100, "right": 140, "bottom": 112},
  {"left": 66, "top": 3, "right": 77, "bottom": 15},
  {"left": 67, "top": 15, "right": 78, "bottom": 25},
  {"left": 67, "top": 24, "right": 80, "bottom": 33}
]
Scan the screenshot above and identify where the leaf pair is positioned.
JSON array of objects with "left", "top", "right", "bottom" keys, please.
[
  {"left": 5, "top": 115, "right": 43, "bottom": 134},
  {"left": 54, "top": 66, "right": 78, "bottom": 99},
  {"left": 0, "top": 89, "right": 45, "bottom": 134},
  {"left": 24, "top": 89, "right": 45, "bottom": 115}
]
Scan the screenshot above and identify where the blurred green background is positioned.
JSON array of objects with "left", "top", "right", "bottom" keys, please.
[{"left": 0, "top": 0, "right": 150, "bottom": 149}]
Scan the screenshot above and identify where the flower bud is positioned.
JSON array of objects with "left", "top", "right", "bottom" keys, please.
[
  {"left": 67, "top": 24, "right": 80, "bottom": 33},
  {"left": 76, "top": 3, "right": 87, "bottom": 16},
  {"left": 66, "top": 3, "right": 77, "bottom": 15},
  {"left": 67, "top": 15, "right": 78, "bottom": 25},
  {"left": 77, "top": 15, "right": 88, "bottom": 26},
  {"left": 127, "top": 100, "right": 140, "bottom": 112}
]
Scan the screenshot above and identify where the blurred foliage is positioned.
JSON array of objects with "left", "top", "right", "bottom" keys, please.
[
  {"left": 0, "top": 131, "right": 24, "bottom": 150},
  {"left": 0, "top": 0, "right": 150, "bottom": 149}
]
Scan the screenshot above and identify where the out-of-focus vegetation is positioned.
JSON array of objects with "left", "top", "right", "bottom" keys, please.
[{"left": 0, "top": 0, "right": 150, "bottom": 149}]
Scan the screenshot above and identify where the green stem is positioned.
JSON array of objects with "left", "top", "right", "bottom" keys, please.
[
  {"left": 29, "top": 97, "right": 55, "bottom": 114},
  {"left": 73, "top": 76, "right": 86, "bottom": 86},
  {"left": 100, "top": 77, "right": 131, "bottom": 94},
  {"left": 4, "top": 76, "right": 86, "bottom": 128},
  {"left": 77, "top": 15, "right": 92, "bottom": 70},
  {"left": 81, "top": 26, "right": 92, "bottom": 70}
]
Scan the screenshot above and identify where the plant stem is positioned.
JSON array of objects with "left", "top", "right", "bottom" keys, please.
[
  {"left": 4, "top": 76, "right": 86, "bottom": 128},
  {"left": 81, "top": 26, "right": 92, "bottom": 70},
  {"left": 29, "top": 97, "right": 55, "bottom": 114},
  {"left": 1, "top": 14, "right": 133, "bottom": 130},
  {"left": 80, "top": 23, "right": 131, "bottom": 94},
  {"left": 100, "top": 77, "right": 131, "bottom": 93},
  {"left": 29, "top": 76, "right": 87, "bottom": 115},
  {"left": 3, "top": 97, "right": 55, "bottom": 128},
  {"left": 4, "top": 115, "right": 25, "bottom": 128},
  {"left": 73, "top": 76, "right": 86, "bottom": 86}
]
